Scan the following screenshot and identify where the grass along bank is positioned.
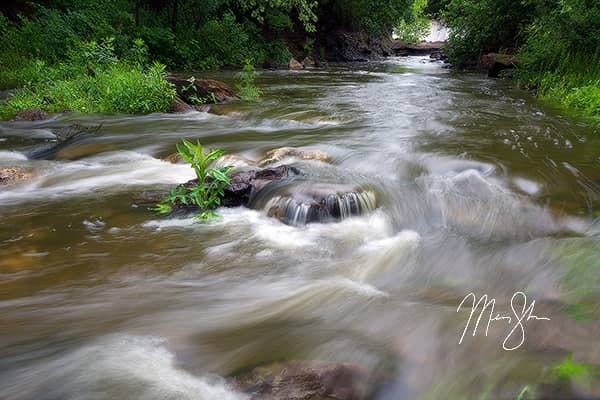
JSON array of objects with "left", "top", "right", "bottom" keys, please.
[{"left": 0, "top": 38, "right": 176, "bottom": 120}]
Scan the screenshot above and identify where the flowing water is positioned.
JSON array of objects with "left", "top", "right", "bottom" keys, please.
[{"left": 1, "top": 57, "right": 599, "bottom": 399}]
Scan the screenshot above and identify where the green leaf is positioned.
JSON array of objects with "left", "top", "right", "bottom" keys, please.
[
  {"left": 207, "top": 168, "right": 230, "bottom": 183},
  {"left": 151, "top": 203, "right": 172, "bottom": 214}
]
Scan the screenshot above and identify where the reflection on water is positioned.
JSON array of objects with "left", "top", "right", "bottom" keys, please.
[{"left": 1, "top": 56, "right": 599, "bottom": 399}]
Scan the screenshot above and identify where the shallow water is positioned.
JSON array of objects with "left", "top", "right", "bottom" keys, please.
[{"left": 1, "top": 57, "right": 599, "bottom": 399}]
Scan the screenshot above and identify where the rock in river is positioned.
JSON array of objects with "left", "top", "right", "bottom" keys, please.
[
  {"left": 289, "top": 58, "right": 304, "bottom": 70},
  {"left": 0, "top": 166, "right": 33, "bottom": 184},
  {"left": 258, "top": 147, "right": 330, "bottom": 167},
  {"left": 233, "top": 360, "right": 373, "bottom": 400},
  {"left": 255, "top": 183, "right": 378, "bottom": 225},
  {"left": 167, "top": 77, "right": 239, "bottom": 105}
]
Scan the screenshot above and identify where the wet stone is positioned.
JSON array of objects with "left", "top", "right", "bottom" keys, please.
[
  {"left": 259, "top": 147, "right": 330, "bottom": 167},
  {"left": 233, "top": 360, "right": 373, "bottom": 400},
  {"left": 0, "top": 166, "right": 34, "bottom": 184},
  {"left": 260, "top": 183, "right": 377, "bottom": 225}
]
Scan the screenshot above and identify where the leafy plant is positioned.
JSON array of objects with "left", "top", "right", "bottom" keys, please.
[
  {"left": 395, "top": 0, "right": 430, "bottom": 43},
  {"left": 181, "top": 76, "right": 218, "bottom": 105},
  {"left": 237, "top": 59, "right": 261, "bottom": 101},
  {"left": 155, "top": 140, "right": 233, "bottom": 219},
  {"left": 552, "top": 354, "right": 594, "bottom": 380}
]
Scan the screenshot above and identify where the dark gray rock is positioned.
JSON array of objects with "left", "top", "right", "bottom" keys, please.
[{"left": 233, "top": 361, "right": 373, "bottom": 400}]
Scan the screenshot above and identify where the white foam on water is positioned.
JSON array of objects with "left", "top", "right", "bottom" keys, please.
[
  {"left": 221, "top": 276, "right": 388, "bottom": 326},
  {"left": 421, "top": 169, "right": 565, "bottom": 239},
  {"left": 0, "top": 150, "right": 28, "bottom": 162},
  {"left": 352, "top": 230, "right": 421, "bottom": 282},
  {"left": 0, "top": 335, "right": 246, "bottom": 400},
  {"left": 513, "top": 177, "right": 541, "bottom": 195},
  {"left": 144, "top": 207, "right": 396, "bottom": 252},
  {"left": 0, "top": 151, "right": 195, "bottom": 205}
]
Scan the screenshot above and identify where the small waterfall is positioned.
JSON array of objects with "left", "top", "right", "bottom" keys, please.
[{"left": 264, "top": 189, "right": 377, "bottom": 225}]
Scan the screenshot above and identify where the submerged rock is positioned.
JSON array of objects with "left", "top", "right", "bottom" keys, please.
[
  {"left": 233, "top": 360, "right": 373, "bottom": 400},
  {"left": 0, "top": 166, "right": 33, "bottom": 184},
  {"left": 211, "top": 154, "right": 257, "bottom": 169},
  {"left": 162, "top": 153, "right": 257, "bottom": 169},
  {"left": 257, "top": 183, "right": 377, "bottom": 225},
  {"left": 23, "top": 123, "right": 102, "bottom": 160},
  {"left": 171, "top": 98, "right": 193, "bottom": 113},
  {"left": 258, "top": 147, "right": 330, "bottom": 167}
]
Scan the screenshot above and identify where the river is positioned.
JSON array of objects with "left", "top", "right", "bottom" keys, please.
[{"left": 1, "top": 56, "right": 599, "bottom": 399}]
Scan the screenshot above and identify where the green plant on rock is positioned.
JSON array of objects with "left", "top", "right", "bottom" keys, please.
[
  {"left": 237, "top": 59, "right": 261, "bottom": 101},
  {"left": 154, "top": 140, "right": 233, "bottom": 220},
  {"left": 182, "top": 76, "right": 218, "bottom": 105}
]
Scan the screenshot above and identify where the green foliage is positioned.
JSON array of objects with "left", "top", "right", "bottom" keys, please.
[
  {"left": 513, "top": 0, "right": 600, "bottom": 121},
  {"left": 553, "top": 354, "right": 594, "bottom": 380},
  {"left": 327, "top": 0, "right": 413, "bottom": 36},
  {"left": 442, "top": 0, "right": 535, "bottom": 64},
  {"left": 240, "top": 0, "right": 319, "bottom": 32},
  {"left": 155, "top": 140, "right": 233, "bottom": 219},
  {"left": 395, "top": 0, "right": 430, "bottom": 43},
  {"left": 181, "top": 76, "right": 218, "bottom": 105},
  {"left": 237, "top": 59, "right": 261, "bottom": 101},
  {"left": 264, "top": 39, "right": 293, "bottom": 66},
  {"left": 95, "top": 62, "right": 175, "bottom": 114},
  {"left": 0, "top": 57, "right": 175, "bottom": 119},
  {"left": 440, "top": 0, "right": 600, "bottom": 120},
  {"left": 191, "top": 13, "right": 252, "bottom": 69}
]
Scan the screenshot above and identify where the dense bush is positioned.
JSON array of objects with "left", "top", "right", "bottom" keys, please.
[
  {"left": 0, "top": 51, "right": 175, "bottom": 119},
  {"left": 395, "top": 0, "right": 430, "bottom": 43},
  {"left": 441, "top": 0, "right": 535, "bottom": 64}
]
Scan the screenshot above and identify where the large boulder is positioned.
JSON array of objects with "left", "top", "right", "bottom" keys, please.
[
  {"left": 23, "top": 123, "right": 101, "bottom": 160},
  {"left": 167, "top": 77, "right": 239, "bottom": 105},
  {"left": 233, "top": 361, "right": 373, "bottom": 400}
]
